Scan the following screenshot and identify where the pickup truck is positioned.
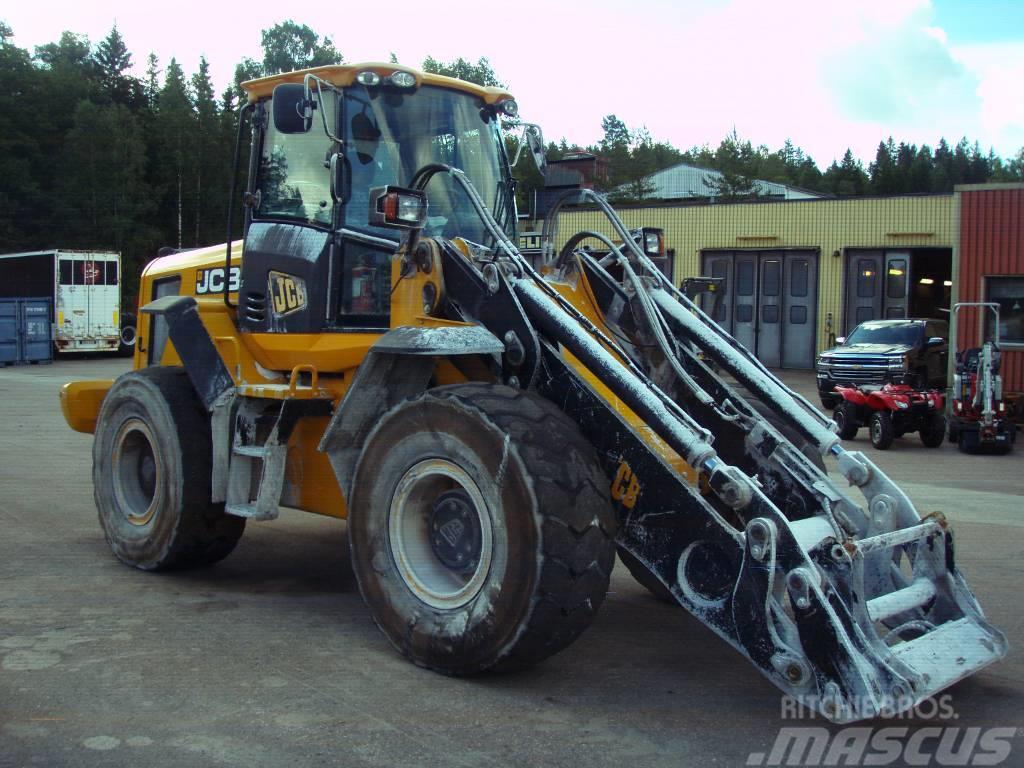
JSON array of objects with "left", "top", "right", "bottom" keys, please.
[{"left": 816, "top": 318, "right": 948, "bottom": 408}]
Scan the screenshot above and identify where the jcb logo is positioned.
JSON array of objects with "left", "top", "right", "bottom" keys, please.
[
  {"left": 611, "top": 461, "right": 641, "bottom": 509},
  {"left": 269, "top": 271, "right": 307, "bottom": 317},
  {"left": 196, "top": 266, "right": 240, "bottom": 294}
]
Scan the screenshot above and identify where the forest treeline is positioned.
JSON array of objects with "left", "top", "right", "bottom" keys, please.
[{"left": 1, "top": 19, "right": 1021, "bottom": 303}]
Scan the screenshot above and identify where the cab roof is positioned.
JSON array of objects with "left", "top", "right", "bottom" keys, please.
[{"left": 241, "top": 62, "right": 514, "bottom": 105}]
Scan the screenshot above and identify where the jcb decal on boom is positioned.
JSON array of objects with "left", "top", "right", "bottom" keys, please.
[
  {"left": 268, "top": 271, "right": 307, "bottom": 317},
  {"left": 196, "top": 266, "right": 240, "bottom": 295},
  {"left": 611, "top": 460, "right": 641, "bottom": 509}
]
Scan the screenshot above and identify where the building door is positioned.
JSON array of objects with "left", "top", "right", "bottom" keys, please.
[
  {"left": 704, "top": 253, "right": 732, "bottom": 327},
  {"left": 782, "top": 254, "right": 817, "bottom": 368},
  {"left": 701, "top": 250, "right": 818, "bottom": 368},
  {"left": 845, "top": 251, "right": 883, "bottom": 332},
  {"left": 733, "top": 253, "right": 758, "bottom": 355},
  {"left": 883, "top": 252, "right": 909, "bottom": 319},
  {"left": 757, "top": 253, "right": 783, "bottom": 367},
  {"left": 843, "top": 249, "right": 949, "bottom": 333}
]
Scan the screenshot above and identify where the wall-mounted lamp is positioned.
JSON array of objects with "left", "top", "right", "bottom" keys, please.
[{"left": 832, "top": 249, "right": 841, "bottom": 258}]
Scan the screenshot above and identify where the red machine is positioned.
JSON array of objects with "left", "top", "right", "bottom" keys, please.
[
  {"left": 832, "top": 384, "right": 945, "bottom": 450},
  {"left": 948, "top": 303, "right": 1016, "bottom": 454}
]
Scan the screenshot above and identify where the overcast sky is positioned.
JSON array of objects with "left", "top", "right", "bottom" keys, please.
[{"left": 4, "top": 0, "right": 1023, "bottom": 167}]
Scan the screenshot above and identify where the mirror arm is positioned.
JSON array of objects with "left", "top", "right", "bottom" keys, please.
[{"left": 303, "top": 74, "right": 343, "bottom": 145}]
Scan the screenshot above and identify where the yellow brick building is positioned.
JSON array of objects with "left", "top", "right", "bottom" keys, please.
[{"left": 526, "top": 194, "right": 954, "bottom": 368}]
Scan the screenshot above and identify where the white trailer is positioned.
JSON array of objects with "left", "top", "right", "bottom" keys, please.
[{"left": 0, "top": 249, "right": 121, "bottom": 353}]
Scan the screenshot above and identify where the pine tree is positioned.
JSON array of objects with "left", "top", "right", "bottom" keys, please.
[
  {"left": 155, "top": 59, "right": 196, "bottom": 249},
  {"left": 94, "top": 24, "right": 134, "bottom": 106},
  {"left": 421, "top": 56, "right": 503, "bottom": 87}
]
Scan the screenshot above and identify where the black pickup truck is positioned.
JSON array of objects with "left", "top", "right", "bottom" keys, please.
[{"left": 816, "top": 318, "right": 949, "bottom": 408}]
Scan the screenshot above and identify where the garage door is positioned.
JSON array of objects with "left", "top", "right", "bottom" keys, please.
[{"left": 700, "top": 250, "right": 818, "bottom": 369}]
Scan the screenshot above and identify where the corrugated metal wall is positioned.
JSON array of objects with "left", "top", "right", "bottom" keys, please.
[
  {"left": 953, "top": 184, "right": 1024, "bottom": 394},
  {"left": 540, "top": 194, "right": 953, "bottom": 354}
]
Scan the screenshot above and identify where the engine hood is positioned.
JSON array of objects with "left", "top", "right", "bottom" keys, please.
[{"left": 821, "top": 342, "right": 913, "bottom": 357}]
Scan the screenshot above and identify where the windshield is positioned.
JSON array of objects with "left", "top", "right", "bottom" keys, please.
[
  {"left": 342, "top": 85, "right": 515, "bottom": 244},
  {"left": 845, "top": 321, "right": 923, "bottom": 346}
]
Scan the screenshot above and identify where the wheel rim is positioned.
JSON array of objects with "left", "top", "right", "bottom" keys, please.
[
  {"left": 111, "top": 418, "right": 161, "bottom": 526},
  {"left": 388, "top": 459, "right": 493, "bottom": 610}
]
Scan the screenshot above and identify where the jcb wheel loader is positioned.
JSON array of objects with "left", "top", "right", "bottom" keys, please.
[{"left": 61, "top": 62, "right": 1005, "bottom": 722}]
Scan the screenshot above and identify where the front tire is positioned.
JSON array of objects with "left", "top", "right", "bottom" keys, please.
[
  {"left": 347, "top": 384, "right": 616, "bottom": 674},
  {"left": 92, "top": 367, "right": 245, "bottom": 570},
  {"left": 869, "top": 411, "right": 895, "bottom": 450},
  {"left": 833, "top": 403, "right": 859, "bottom": 440}
]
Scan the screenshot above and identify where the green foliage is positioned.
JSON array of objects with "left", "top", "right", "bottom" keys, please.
[
  {"left": 0, "top": 20, "right": 1020, "bottom": 308},
  {"left": 93, "top": 25, "right": 136, "bottom": 106},
  {"left": 422, "top": 56, "right": 504, "bottom": 87},
  {"left": 260, "top": 20, "right": 343, "bottom": 75}
]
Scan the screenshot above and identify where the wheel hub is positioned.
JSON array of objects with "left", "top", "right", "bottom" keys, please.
[
  {"left": 428, "top": 489, "right": 482, "bottom": 574},
  {"left": 388, "top": 459, "right": 494, "bottom": 610},
  {"left": 112, "top": 418, "right": 160, "bottom": 526}
]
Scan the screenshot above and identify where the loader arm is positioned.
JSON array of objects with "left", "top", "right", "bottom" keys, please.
[{"left": 413, "top": 170, "right": 1006, "bottom": 723}]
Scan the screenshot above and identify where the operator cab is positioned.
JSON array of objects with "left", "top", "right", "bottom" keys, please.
[{"left": 234, "top": 64, "right": 519, "bottom": 336}]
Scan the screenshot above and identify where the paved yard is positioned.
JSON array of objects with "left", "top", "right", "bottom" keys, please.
[{"left": 1, "top": 359, "right": 1021, "bottom": 767}]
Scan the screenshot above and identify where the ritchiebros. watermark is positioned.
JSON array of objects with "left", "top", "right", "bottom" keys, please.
[{"left": 746, "top": 695, "right": 1017, "bottom": 766}]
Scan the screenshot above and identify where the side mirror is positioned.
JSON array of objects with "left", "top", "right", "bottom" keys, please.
[
  {"left": 525, "top": 125, "right": 547, "bottom": 176},
  {"left": 368, "top": 186, "right": 428, "bottom": 230},
  {"left": 272, "top": 82, "right": 313, "bottom": 134},
  {"left": 835, "top": 336, "right": 846, "bottom": 345},
  {"left": 511, "top": 123, "right": 548, "bottom": 176},
  {"left": 926, "top": 336, "right": 945, "bottom": 347}
]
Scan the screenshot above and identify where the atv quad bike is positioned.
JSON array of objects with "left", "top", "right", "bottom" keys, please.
[
  {"left": 60, "top": 63, "right": 1005, "bottom": 724},
  {"left": 832, "top": 384, "right": 946, "bottom": 450}
]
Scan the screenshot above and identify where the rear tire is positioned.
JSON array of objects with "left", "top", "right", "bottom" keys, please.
[
  {"left": 93, "top": 367, "right": 245, "bottom": 570},
  {"left": 919, "top": 413, "right": 946, "bottom": 448},
  {"left": 347, "top": 383, "right": 616, "bottom": 674},
  {"left": 869, "top": 411, "right": 895, "bottom": 450},
  {"left": 833, "top": 403, "right": 859, "bottom": 440}
]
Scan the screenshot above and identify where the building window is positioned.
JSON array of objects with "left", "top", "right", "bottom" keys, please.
[
  {"left": 887, "top": 259, "right": 907, "bottom": 299},
  {"left": 762, "top": 260, "right": 780, "bottom": 296},
  {"left": 791, "top": 259, "right": 809, "bottom": 297},
  {"left": 985, "top": 276, "right": 1024, "bottom": 346},
  {"left": 856, "top": 260, "right": 875, "bottom": 298},
  {"left": 737, "top": 261, "right": 754, "bottom": 296}
]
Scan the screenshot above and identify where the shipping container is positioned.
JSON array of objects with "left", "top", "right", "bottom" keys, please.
[
  {"left": 0, "top": 298, "right": 53, "bottom": 365},
  {"left": 0, "top": 250, "right": 121, "bottom": 354}
]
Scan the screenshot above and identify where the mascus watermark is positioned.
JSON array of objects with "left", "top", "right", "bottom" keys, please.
[{"left": 746, "top": 695, "right": 1016, "bottom": 766}]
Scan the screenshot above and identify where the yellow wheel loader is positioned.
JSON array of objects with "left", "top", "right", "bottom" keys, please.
[{"left": 61, "top": 63, "right": 1006, "bottom": 721}]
